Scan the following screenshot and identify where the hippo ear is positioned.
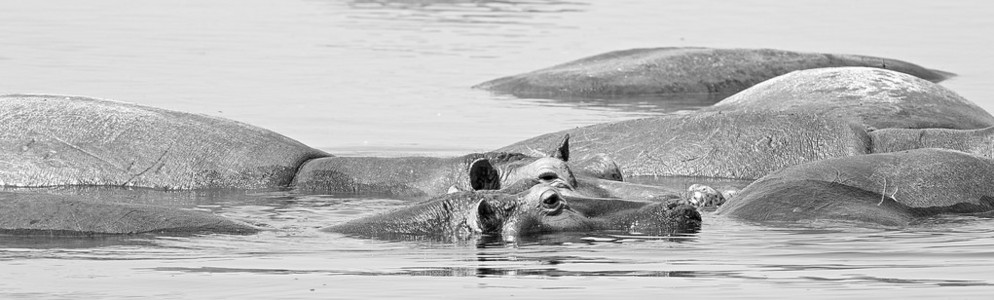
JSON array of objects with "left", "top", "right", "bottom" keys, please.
[
  {"left": 468, "top": 199, "right": 502, "bottom": 233},
  {"left": 447, "top": 185, "right": 462, "bottom": 194},
  {"left": 548, "top": 134, "right": 570, "bottom": 162},
  {"left": 469, "top": 158, "right": 501, "bottom": 190}
]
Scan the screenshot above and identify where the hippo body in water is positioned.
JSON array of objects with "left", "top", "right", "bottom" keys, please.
[
  {"left": 474, "top": 47, "right": 952, "bottom": 100},
  {"left": 0, "top": 191, "right": 260, "bottom": 235},
  {"left": 718, "top": 149, "right": 994, "bottom": 226}
]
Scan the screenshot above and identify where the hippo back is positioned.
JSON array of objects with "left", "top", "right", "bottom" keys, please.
[
  {"left": 0, "top": 94, "right": 329, "bottom": 189},
  {"left": 710, "top": 67, "right": 994, "bottom": 130}
]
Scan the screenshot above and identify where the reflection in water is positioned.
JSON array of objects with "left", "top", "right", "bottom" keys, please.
[
  {"left": 145, "top": 264, "right": 994, "bottom": 287},
  {"left": 1, "top": 186, "right": 282, "bottom": 207},
  {"left": 0, "top": 234, "right": 159, "bottom": 250},
  {"left": 508, "top": 92, "right": 730, "bottom": 116},
  {"left": 328, "top": 226, "right": 699, "bottom": 246},
  {"left": 151, "top": 265, "right": 708, "bottom": 278}
]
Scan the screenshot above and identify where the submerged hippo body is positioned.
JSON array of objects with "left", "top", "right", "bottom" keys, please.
[
  {"left": 717, "top": 149, "right": 994, "bottom": 226},
  {"left": 0, "top": 94, "right": 330, "bottom": 190},
  {"left": 325, "top": 180, "right": 701, "bottom": 242},
  {"left": 0, "top": 191, "right": 260, "bottom": 235},
  {"left": 474, "top": 47, "right": 952, "bottom": 99},
  {"left": 497, "top": 67, "right": 993, "bottom": 179}
]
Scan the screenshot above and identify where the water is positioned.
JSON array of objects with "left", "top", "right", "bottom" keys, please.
[{"left": 2, "top": 0, "right": 994, "bottom": 298}]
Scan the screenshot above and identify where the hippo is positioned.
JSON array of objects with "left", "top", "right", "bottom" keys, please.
[
  {"left": 325, "top": 179, "right": 702, "bottom": 242},
  {"left": 474, "top": 47, "right": 952, "bottom": 100},
  {"left": 496, "top": 67, "right": 994, "bottom": 180},
  {"left": 717, "top": 149, "right": 994, "bottom": 226},
  {"left": 293, "top": 134, "right": 678, "bottom": 201},
  {"left": 294, "top": 135, "right": 621, "bottom": 197}
]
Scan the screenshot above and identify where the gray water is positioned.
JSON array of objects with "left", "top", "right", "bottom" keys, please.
[{"left": 2, "top": 0, "right": 994, "bottom": 298}]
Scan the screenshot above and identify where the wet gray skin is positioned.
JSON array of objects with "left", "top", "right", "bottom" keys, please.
[{"left": 324, "top": 179, "right": 701, "bottom": 242}]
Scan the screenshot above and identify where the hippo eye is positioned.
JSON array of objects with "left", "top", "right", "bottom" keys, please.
[
  {"left": 537, "top": 171, "right": 559, "bottom": 181},
  {"left": 538, "top": 189, "right": 565, "bottom": 213}
]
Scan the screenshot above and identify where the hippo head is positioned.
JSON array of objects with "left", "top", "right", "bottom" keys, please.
[
  {"left": 462, "top": 134, "right": 624, "bottom": 196},
  {"left": 466, "top": 179, "right": 599, "bottom": 242},
  {"left": 489, "top": 134, "right": 578, "bottom": 189}
]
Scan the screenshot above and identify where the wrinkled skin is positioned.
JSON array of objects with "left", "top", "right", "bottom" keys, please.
[
  {"left": 0, "top": 94, "right": 330, "bottom": 190},
  {"left": 497, "top": 67, "right": 992, "bottom": 180},
  {"left": 870, "top": 126, "right": 994, "bottom": 159},
  {"left": 717, "top": 149, "right": 994, "bottom": 226},
  {"left": 707, "top": 67, "right": 994, "bottom": 130},
  {"left": 325, "top": 180, "right": 701, "bottom": 242},
  {"left": 474, "top": 47, "right": 952, "bottom": 99},
  {"left": 0, "top": 191, "right": 260, "bottom": 235}
]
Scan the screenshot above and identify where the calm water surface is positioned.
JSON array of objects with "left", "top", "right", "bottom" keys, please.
[{"left": 2, "top": 0, "right": 994, "bottom": 298}]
